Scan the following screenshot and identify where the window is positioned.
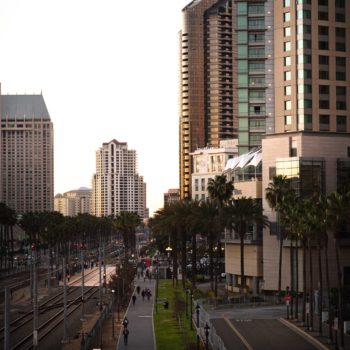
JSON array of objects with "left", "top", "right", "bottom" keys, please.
[
  {"left": 284, "top": 12, "right": 291, "bottom": 22},
  {"left": 284, "top": 27, "right": 291, "bottom": 37},
  {"left": 319, "top": 85, "right": 329, "bottom": 94},
  {"left": 285, "top": 100, "right": 292, "bottom": 110},
  {"left": 285, "top": 71, "right": 291, "bottom": 81},
  {"left": 249, "top": 61, "right": 264, "bottom": 72},
  {"left": 336, "top": 115, "right": 347, "bottom": 132},
  {"left": 335, "top": 12, "right": 345, "bottom": 22},
  {"left": 248, "top": 33, "right": 264, "bottom": 43},
  {"left": 238, "top": 60, "right": 248, "bottom": 73},
  {"left": 237, "top": 16, "right": 248, "bottom": 29},
  {"left": 336, "top": 86, "right": 346, "bottom": 96},
  {"left": 319, "top": 100, "right": 330, "bottom": 109},
  {"left": 298, "top": 69, "right": 312, "bottom": 79},
  {"left": 336, "top": 0, "right": 345, "bottom": 8},
  {"left": 319, "top": 70, "right": 329, "bottom": 79},
  {"left": 298, "top": 39, "right": 311, "bottom": 49},
  {"left": 318, "top": 0, "right": 328, "bottom": 5},
  {"left": 336, "top": 101, "right": 347, "bottom": 110},
  {"left": 285, "top": 115, "right": 292, "bottom": 125},
  {"left": 298, "top": 55, "right": 312, "bottom": 64},
  {"left": 319, "top": 41, "right": 329, "bottom": 50},
  {"left": 238, "top": 45, "right": 248, "bottom": 58},
  {"left": 284, "top": 0, "right": 291, "bottom": 6},
  {"left": 336, "top": 71, "right": 346, "bottom": 81},
  {"left": 237, "top": 31, "right": 248, "bottom": 44},
  {"left": 318, "top": 26, "right": 329, "bottom": 35},
  {"left": 284, "top": 42, "right": 291, "bottom": 51},
  {"left": 319, "top": 55, "right": 329, "bottom": 65},
  {"left": 298, "top": 84, "right": 312, "bottom": 94},
  {"left": 285, "top": 86, "right": 292, "bottom": 96},
  {"left": 237, "top": 2, "right": 247, "bottom": 14},
  {"left": 298, "top": 10, "right": 311, "bottom": 19},
  {"left": 298, "top": 24, "right": 311, "bottom": 34},
  {"left": 319, "top": 115, "right": 330, "bottom": 131},
  {"left": 248, "top": 18, "right": 264, "bottom": 29},
  {"left": 318, "top": 11, "right": 328, "bottom": 20},
  {"left": 336, "top": 43, "right": 346, "bottom": 52},
  {"left": 299, "top": 99, "right": 312, "bottom": 108},
  {"left": 336, "top": 28, "right": 346, "bottom": 37},
  {"left": 284, "top": 56, "right": 291, "bottom": 66}
]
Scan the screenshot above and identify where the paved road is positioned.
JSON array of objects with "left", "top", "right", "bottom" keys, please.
[
  {"left": 116, "top": 277, "right": 155, "bottom": 350},
  {"left": 212, "top": 318, "right": 320, "bottom": 350}
]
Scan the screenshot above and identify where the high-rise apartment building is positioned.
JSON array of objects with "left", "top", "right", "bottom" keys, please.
[
  {"left": 54, "top": 187, "right": 91, "bottom": 216},
  {"left": 0, "top": 85, "right": 54, "bottom": 213},
  {"left": 179, "top": 0, "right": 273, "bottom": 199},
  {"left": 91, "top": 139, "right": 147, "bottom": 219}
]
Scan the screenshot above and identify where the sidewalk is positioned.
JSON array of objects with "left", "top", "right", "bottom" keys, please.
[{"left": 116, "top": 277, "right": 156, "bottom": 350}]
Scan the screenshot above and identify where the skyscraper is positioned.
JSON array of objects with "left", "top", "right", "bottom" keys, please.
[
  {"left": 0, "top": 85, "right": 54, "bottom": 213},
  {"left": 179, "top": 0, "right": 273, "bottom": 199},
  {"left": 91, "top": 139, "right": 147, "bottom": 219}
]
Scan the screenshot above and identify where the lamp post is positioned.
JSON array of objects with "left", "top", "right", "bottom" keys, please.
[
  {"left": 196, "top": 304, "right": 200, "bottom": 350},
  {"left": 112, "top": 289, "right": 115, "bottom": 339},
  {"left": 204, "top": 323, "right": 210, "bottom": 350},
  {"left": 165, "top": 246, "right": 172, "bottom": 279}
]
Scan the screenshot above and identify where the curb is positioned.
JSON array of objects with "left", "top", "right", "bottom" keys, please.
[{"left": 279, "top": 318, "right": 330, "bottom": 350}]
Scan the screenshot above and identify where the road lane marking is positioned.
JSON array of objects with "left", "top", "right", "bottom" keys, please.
[{"left": 224, "top": 317, "right": 253, "bottom": 350}]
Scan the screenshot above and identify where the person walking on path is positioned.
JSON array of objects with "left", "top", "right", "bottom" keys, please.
[
  {"left": 141, "top": 289, "right": 145, "bottom": 301},
  {"left": 122, "top": 317, "right": 129, "bottom": 329},
  {"left": 136, "top": 285, "right": 140, "bottom": 295},
  {"left": 123, "top": 327, "right": 129, "bottom": 345},
  {"left": 132, "top": 294, "right": 137, "bottom": 306}
]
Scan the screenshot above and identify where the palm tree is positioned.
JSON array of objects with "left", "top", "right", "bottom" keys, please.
[
  {"left": 115, "top": 212, "right": 141, "bottom": 254},
  {"left": 326, "top": 191, "right": 350, "bottom": 348},
  {"left": 0, "top": 203, "right": 17, "bottom": 269},
  {"left": 225, "top": 197, "right": 268, "bottom": 294},
  {"left": 265, "top": 175, "right": 292, "bottom": 301},
  {"left": 207, "top": 174, "right": 234, "bottom": 287}
]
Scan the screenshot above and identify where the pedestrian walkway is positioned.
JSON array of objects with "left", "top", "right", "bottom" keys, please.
[{"left": 116, "top": 276, "right": 156, "bottom": 349}]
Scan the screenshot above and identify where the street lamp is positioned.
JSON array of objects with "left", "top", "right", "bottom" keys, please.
[
  {"left": 204, "top": 323, "right": 210, "bottom": 350},
  {"left": 112, "top": 290, "right": 115, "bottom": 339},
  {"left": 196, "top": 304, "right": 200, "bottom": 350}
]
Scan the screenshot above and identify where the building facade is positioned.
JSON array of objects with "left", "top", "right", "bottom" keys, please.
[
  {"left": 0, "top": 85, "right": 54, "bottom": 213},
  {"left": 191, "top": 139, "right": 238, "bottom": 201},
  {"left": 91, "top": 139, "right": 147, "bottom": 219},
  {"left": 54, "top": 187, "right": 91, "bottom": 216},
  {"left": 179, "top": 0, "right": 273, "bottom": 199},
  {"left": 164, "top": 189, "right": 180, "bottom": 207}
]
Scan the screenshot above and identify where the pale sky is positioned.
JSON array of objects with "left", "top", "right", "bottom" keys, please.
[{"left": 0, "top": 0, "right": 190, "bottom": 216}]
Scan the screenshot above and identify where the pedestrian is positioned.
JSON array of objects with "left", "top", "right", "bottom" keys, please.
[
  {"left": 122, "top": 317, "right": 129, "bottom": 328},
  {"left": 147, "top": 289, "right": 152, "bottom": 301},
  {"left": 136, "top": 285, "right": 140, "bottom": 295},
  {"left": 141, "top": 289, "right": 145, "bottom": 301},
  {"left": 123, "top": 327, "right": 129, "bottom": 345},
  {"left": 132, "top": 294, "right": 136, "bottom": 306},
  {"left": 67, "top": 273, "right": 71, "bottom": 282}
]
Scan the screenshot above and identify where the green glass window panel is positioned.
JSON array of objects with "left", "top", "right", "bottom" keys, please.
[
  {"left": 239, "top": 118, "right": 249, "bottom": 131},
  {"left": 238, "top": 45, "right": 248, "bottom": 58},
  {"left": 238, "top": 89, "right": 248, "bottom": 101},
  {"left": 237, "top": 16, "right": 248, "bottom": 29},
  {"left": 238, "top": 60, "right": 248, "bottom": 73},
  {"left": 238, "top": 132, "right": 249, "bottom": 144},
  {"left": 237, "top": 31, "right": 248, "bottom": 44},
  {"left": 238, "top": 74, "right": 248, "bottom": 87},
  {"left": 238, "top": 103, "right": 248, "bottom": 115},
  {"left": 237, "top": 3, "right": 247, "bottom": 15}
]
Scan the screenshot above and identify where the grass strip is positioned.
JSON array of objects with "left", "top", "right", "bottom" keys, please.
[{"left": 154, "top": 280, "right": 197, "bottom": 350}]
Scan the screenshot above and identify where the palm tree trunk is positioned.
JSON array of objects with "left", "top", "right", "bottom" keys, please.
[
  {"left": 191, "top": 233, "right": 197, "bottom": 288},
  {"left": 172, "top": 230, "right": 178, "bottom": 287},
  {"left": 317, "top": 238, "right": 323, "bottom": 336},
  {"left": 295, "top": 239, "right": 299, "bottom": 320},
  {"left": 335, "top": 239, "right": 344, "bottom": 347},
  {"left": 308, "top": 239, "right": 314, "bottom": 331},
  {"left": 209, "top": 235, "right": 214, "bottom": 292},
  {"left": 240, "top": 232, "right": 245, "bottom": 295},
  {"left": 290, "top": 237, "right": 294, "bottom": 317},
  {"left": 181, "top": 232, "right": 187, "bottom": 289},
  {"left": 324, "top": 237, "right": 333, "bottom": 342},
  {"left": 302, "top": 239, "right": 306, "bottom": 324},
  {"left": 277, "top": 212, "right": 283, "bottom": 303}
]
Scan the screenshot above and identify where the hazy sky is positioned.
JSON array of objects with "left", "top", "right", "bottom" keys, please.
[{"left": 0, "top": 0, "right": 190, "bottom": 216}]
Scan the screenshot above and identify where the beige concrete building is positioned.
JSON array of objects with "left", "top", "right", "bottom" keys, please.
[
  {"left": 0, "top": 85, "right": 54, "bottom": 213},
  {"left": 164, "top": 189, "right": 180, "bottom": 207},
  {"left": 54, "top": 187, "right": 91, "bottom": 216},
  {"left": 91, "top": 139, "right": 147, "bottom": 219}
]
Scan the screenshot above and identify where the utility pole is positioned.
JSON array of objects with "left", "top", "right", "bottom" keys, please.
[
  {"left": 4, "top": 287, "right": 10, "bottom": 350},
  {"left": 62, "top": 257, "right": 68, "bottom": 343},
  {"left": 33, "top": 248, "right": 38, "bottom": 349}
]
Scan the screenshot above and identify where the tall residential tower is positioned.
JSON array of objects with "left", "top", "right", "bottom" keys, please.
[{"left": 91, "top": 139, "right": 147, "bottom": 219}]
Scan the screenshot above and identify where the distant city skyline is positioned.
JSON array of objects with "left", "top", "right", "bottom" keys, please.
[{"left": 0, "top": 0, "right": 190, "bottom": 216}]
